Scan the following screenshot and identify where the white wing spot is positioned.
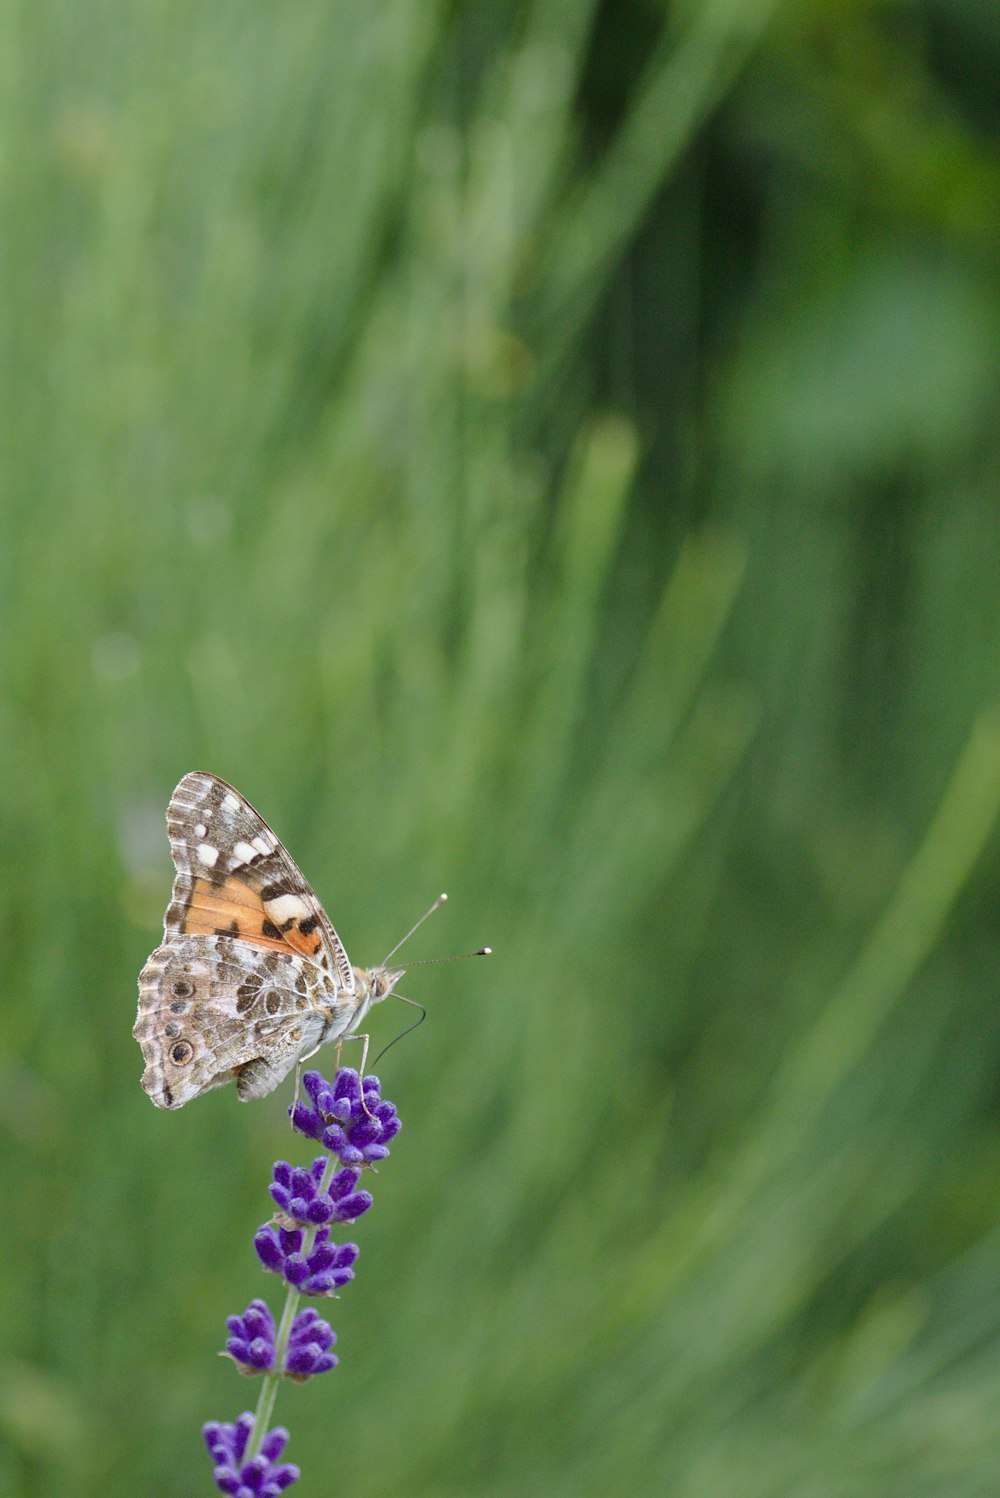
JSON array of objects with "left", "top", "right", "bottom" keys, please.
[
  {"left": 197, "top": 843, "right": 219, "bottom": 868},
  {"left": 223, "top": 792, "right": 240, "bottom": 811},
  {"left": 264, "top": 893, "right": 311, "bottom": 924},
  {"left": 233, "top": 840, "right": 256, "bottom": 865},
  {"left": 252, "top": 835, "right": 272, "bottom": 856},
  {"left": 195, "top": 823, "right": 207, "bottom": 838}
]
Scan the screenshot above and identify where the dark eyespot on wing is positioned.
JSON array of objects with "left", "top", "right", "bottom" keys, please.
[{"left": 261, "top": 919, "right": 283, "bottom": 940}]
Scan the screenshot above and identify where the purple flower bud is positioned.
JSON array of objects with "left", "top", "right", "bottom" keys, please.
[
  {"left": 224, "top": 1299, "right": 277, "bottom": 1374},
  {"left": 253, "top": 1222, "right": 296, "bottom": 1274},
  {"left": 204, "top": 1414, "right": 299, "bottom": 1494},
  {"left": 284, "top": 1307, "right": 338, "bottom": 1380}
]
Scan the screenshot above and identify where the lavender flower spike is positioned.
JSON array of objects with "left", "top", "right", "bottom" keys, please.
[
  {"left": 204, "top": 1412, "right": 299, "bottom": 1494},
  {"left": 291, "top": 1069, "right": 401, "bottom": 1165},
  {"left": 206, "top": 1069, "right": 402, "bottom": 1490}
]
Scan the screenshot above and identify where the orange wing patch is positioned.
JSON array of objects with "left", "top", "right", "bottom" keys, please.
[
  {"left": 183, "top": 877, "right": 289, "bottom": 949},
  {"left": 279, "top": 922, "right": 324, "bottom": 960},
  {"left": 182, "top": 876, "right": 325, "bottom": 960}
]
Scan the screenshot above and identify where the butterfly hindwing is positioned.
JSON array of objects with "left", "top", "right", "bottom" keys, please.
[{"left": 134, "top": 933, "right": 338, "bottom": 1109}]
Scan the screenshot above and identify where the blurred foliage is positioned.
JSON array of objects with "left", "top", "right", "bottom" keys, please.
[{"left": 1, "top": 1, "right": 1000, "bottom": 1494}]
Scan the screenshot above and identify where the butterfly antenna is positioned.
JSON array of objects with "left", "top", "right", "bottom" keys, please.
[
  {"left": 372, "top": 993, "right": 427, "bottom": 1067},
  {"left": 396, "top": 948, "right": 492, "bottom": 970},
  {"left": 382, "top": 893, "right": 449, "bottom": 966}
]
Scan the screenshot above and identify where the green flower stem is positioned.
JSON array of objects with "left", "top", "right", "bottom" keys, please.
[{"left": 244, "top": 1153, "right": 343, "bottom": 1462}]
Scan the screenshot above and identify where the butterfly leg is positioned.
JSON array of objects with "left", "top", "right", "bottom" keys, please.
[
  {"left": 356, "top": 1032, "right": 372, "bottom": 1113},
  {"left": 330, "top": 1032, "right": 378, "bottom": 1119},
  {"left": 290, "top": 1059, "right": 304, "bottom": 1129},
  {"left": 289, "top": 1037, "right": 330, "bottom": 1128}
]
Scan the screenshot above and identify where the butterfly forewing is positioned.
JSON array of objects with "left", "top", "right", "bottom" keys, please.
[{"left": 164, "top": 771, "right": 354, "bottom": 987}]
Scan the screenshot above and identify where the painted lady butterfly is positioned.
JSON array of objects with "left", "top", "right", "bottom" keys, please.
[{"left": 134, "top": 772, "right": 405, "bottom": 1109}]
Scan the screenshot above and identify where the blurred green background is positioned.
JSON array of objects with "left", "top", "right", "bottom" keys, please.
[{"left": 3, "top": 1, "right": 1000, "bottom": 1494}]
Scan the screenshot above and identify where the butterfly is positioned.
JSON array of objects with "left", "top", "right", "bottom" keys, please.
[{"left": 134, "top": 772, "right": 407, "bottom": 1109}]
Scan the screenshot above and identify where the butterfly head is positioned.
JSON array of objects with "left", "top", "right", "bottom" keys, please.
[{"left": 357, "top": 965, "right": 405, "bottom": 1005}]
